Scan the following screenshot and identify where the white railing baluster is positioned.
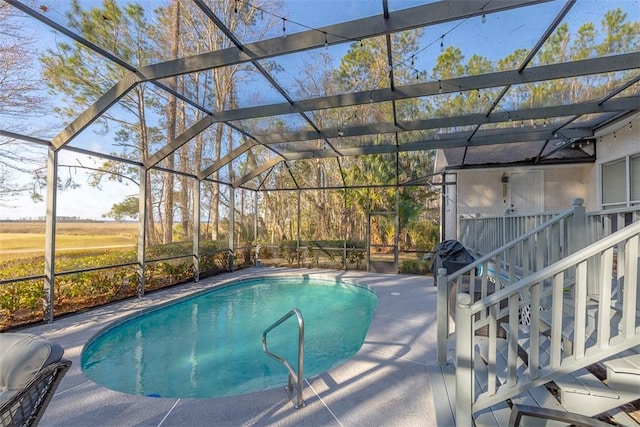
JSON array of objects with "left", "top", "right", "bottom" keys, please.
[
  {"left": 523, "top": 237, "right": 531, "bottom": 277},
  {"left": 603, "top": 215, "right": 612, "bottom": 237},
  {"left": 537, "top": 231, "right": 545, "bottom": 271},
  {"left": 574, "top": 261, "right": 588, "bottom": 359},
  {"left": 597, "top": 247, "right": 613, "bottom": 348},
  {"left": 488, "top": 304, "right": 498, "bottom": 395},
  {"left": 508, "top": 246, "right": 516, "bottom": 285},
  {"left": 529, "top": 282, "right": 540, "bottom": 379},
  {"left": 481, "top": 261, "right": 489, "bottom": 299},
  {"left": 551, "top": 273, "right": 564, "bottom": 369},
  {"left": 617, "top": 238, "right": 626, "bottom": 304},
  {"left": 622, "top": 235, "right": 639, "bottom": 338},
  {"left": 508, "top": 293, "right": 519, "bottom": 385},
  {"left": 550, "top": 225, "right": 556, "bottom": 265}
]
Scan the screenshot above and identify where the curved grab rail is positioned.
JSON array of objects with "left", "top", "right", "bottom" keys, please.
[{"left": 262, "top": 308, "right": 305, "bottom": 408}]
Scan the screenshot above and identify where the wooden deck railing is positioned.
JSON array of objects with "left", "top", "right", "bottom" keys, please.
[
  {"left": 459, "top": 209, "right": 563, "bottom": 257},
  {"left": 460, "top": 203, "right": 640, "bottom": 256},
  {"left": 451, "top": 221, "right": 640, "bottom": 425},
  {"left": 436, "top": 199, "right": 587, "bottom": 365}
]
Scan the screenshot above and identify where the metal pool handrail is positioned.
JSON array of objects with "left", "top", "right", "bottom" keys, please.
[{"left": 262, "top": 308, "right": 305, "bottom": 408}]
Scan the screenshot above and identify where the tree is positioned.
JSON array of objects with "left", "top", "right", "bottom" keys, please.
[
  {"left": 104, "top": 196, "right": 139, "bottom": 221},
  {"left": 161, "top": 0, "right": 180, "bottom": 245},
  {"left": 40, "top": 0, "right": 163, "bottom": 243},
  {"left": 0, "top": 3, "right": 48, "bottom": 206},
  {"left": 149, "top": 0, "right": 282, "bottom": 242}
]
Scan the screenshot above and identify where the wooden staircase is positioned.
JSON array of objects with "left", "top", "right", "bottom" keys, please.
[
  {"left": 430, "top": 333, "right": 640, "bottom": 426},
  {"left": 435, "top": 210, "right": 640, "bottom": 426},
  {"left": 474, "top": 326, "right": 640, "bottom": 425}
]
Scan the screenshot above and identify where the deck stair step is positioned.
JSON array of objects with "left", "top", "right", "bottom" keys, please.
[
  {"left": 473, "top": 364, "right": 567, "bottom": 427},
  {"left": 473, "top": 336, "right": 571, "bottom": 426},
  {"left": 604, "top": 353, "right": 640, "bottom": 394},
  {"left": 608, "top": 407, "right": 640, "bottom": 427},
  {"left": 554, "top": 368, "right": 620, "bottom": 415},
  {"left": 493, "top": 323, "right": 553, "bottom": 372},
  {"left": 477, "top": 325, "right": 640, "bottom": 424},
  {"left": 537, "top": 297, "right": 626, "bottom": 358},
  {"left": 474, "top": 336, "right": 529, "bottom": 388}
]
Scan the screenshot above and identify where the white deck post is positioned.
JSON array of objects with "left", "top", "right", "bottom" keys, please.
[
  {"left": 437, "top": 268, "right": 449, "bottom": 365},
  {"left": 455, "top": 292, "right": 473, "bottom": 426},
  {"left": 43, "top": 147, "right": 58, "bottom": 323}
]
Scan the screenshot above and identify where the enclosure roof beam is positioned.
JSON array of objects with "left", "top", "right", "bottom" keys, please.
[
  {"left": 251, "top": 95, "right": 640, "bottom": 145},
  {"left": 192, "top": 0, "right": 340, "bottom": 159},
  {"left": 48, "top": 0, "right": 524, "bottom": 155},
  {"left": 145, "top": 116, "right": 215, "bottom": 169},
  {"left": 198, "top": 141, "right": 257, "bottom": 180},
  {"left": 0, "top": 130, "right": 50, "bottom": 147},
  {"left": 593, "top": 110, "right": 640, "bottom": 134},
  {"left": 6, "top": 0, "right": 211, "bottom": 149},
  {"left": 597, "top": 74, "right": 640, "bottom": 105},
  {"left": 233, "top": 157, "right": 282, "bottom": 188},
  {"left": 280, "top": 127, "right": 594, "bottom": 161},
  {"left": 480, "top": 0, "right": 576, "bottom": 124},
  {"left": 152, "top": 93, "right": 638, "bottom": 180},
  {"left": 518, "top": 0, "right": 576, "bottom": 72},
  {"left": 198, "top": 53, "right": 640, "bottom": 124},
  {"left": 283, "top": 162, "right": 301, "bottom": 191},
  {"left": 135, "top": 0, "right": 544, "bottom": 82},
  {"left": 41, "top": 0, "right": 615, "bottom": 152},
  {"left": 50, "top": 73, "right": 139, "bottom": 149}
]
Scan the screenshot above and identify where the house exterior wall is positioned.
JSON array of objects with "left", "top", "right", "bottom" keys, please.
[
  {"left": 454, "top": 164, "right": 591, "bottom": 216},
  {"left": 596, "top": 117, "right": 638, "bottom": 164},
  {"left": 436, "top": 116, "right": 639, "bottom": 240},
  {"left": 592, "top": 115, "right": 640, "bottom": 209}
]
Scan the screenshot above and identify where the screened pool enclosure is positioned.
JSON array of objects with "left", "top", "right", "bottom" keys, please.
[{"left": 0, "top": 0, "right": 638, "bottom": 328}]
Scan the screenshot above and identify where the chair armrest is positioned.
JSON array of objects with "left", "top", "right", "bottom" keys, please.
[
  {"left": 0, "top": 359, "right": 71, "bottom": 427},
  {"left": 509, "top": 403, "right": 611, "bottom": 427}
]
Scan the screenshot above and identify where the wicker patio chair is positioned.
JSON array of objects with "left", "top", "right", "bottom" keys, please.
[{"left": 0, "top": 333, "right": 71, "bottom": 427}]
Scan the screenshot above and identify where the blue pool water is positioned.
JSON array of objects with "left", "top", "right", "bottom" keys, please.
[{"left": 81, "top": 276, "right": 377, "bottom": 398}]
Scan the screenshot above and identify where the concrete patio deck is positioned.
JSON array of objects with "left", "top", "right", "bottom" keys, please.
[{"left": 16, "top": 268, "right": 449, "bottom": 427}]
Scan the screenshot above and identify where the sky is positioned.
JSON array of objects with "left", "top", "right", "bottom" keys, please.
[{"left": 1, "top": 0, "right": 638, "bottom": 220}]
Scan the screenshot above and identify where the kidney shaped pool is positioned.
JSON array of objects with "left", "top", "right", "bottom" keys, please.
[{"left": 81, "top": 276, "right": 378, "bottom": 398}]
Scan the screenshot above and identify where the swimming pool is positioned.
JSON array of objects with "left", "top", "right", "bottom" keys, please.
[{"left": 81, "top": 276, "right": 377, "bottom": 398}]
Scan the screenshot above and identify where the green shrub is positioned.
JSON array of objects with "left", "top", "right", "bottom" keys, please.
[{"left": 400, "top": 259, "right": 430, "bottom": 275}]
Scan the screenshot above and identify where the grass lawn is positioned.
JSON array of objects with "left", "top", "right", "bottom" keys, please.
[{"left": 0, "top": 222, "right": 137, "bottom": 262}]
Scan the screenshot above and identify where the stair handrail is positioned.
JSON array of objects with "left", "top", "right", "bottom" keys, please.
[
  {"left": 437, "top": 198, "right": 586, "bottom": 364},
  {"left": 262, "top": 308, "right": 305, "bottom": 408},
  {"left": 453, "top": 221, "right": 640, "bottom": 426}
]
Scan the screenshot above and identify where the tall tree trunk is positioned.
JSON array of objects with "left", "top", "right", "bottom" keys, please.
[
  {"left": 162, "top": 0, "right": 180, "bottom": 245},
  {"left": 136, "top": 85, "right": 157, "bottom": 245},
  {"left": 210, "top": 125, "right": 223, "bottom": 241},
  {"left": 178, "top": 78, "right": 190, "bottom": 241}
]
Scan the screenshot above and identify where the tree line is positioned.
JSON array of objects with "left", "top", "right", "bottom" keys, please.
[{"left": 1, "top": 0, "right": 638, "bottom": 253}]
